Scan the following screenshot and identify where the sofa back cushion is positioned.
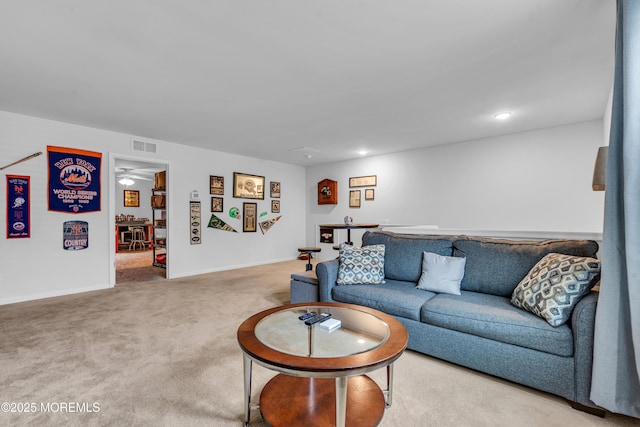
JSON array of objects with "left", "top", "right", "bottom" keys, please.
[
  {"left": 453, "top": 236, "right": 599, "bottom": 297},
  {"left": 362, "top": 231, "right": 454, "bottom": 282}
]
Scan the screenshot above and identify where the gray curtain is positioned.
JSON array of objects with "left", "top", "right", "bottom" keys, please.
[{"left": 590, "top": 0, "right": 640, "bottom": 417}]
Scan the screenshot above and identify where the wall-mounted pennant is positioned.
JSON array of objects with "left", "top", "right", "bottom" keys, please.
[
  {"left": 63, "top": 221, "right": 89, "bottom": 250},
  {"left": 7, "top": 175, "right": 30, "bottom": 238},
  {"left": 47, "top": 146, "right": 102, "bottom": 213},
  {"left": 259, "top": 215, "right": 282, "bottom": 234},
  {"left": 208, "top": 214, "right": 238, "bottom": 233}
]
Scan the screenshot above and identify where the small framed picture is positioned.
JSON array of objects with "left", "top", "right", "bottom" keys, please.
[
  {"left": 243, "top": 202, "right": 257, "bottom": 232},
  {"left": 271, "top": 199, "right": 280, "bottom": 213},
  {"left": 270, "top": 181, "right": 281, "bottom": 198},
  {"left": 211, "top": 196, "right": 223, "bottom": 212},
  {"left": 233, "top": 172, "right": 265, "bottom": 200},
  {"left": 349, "top": 175, "right": 377, "bottom": 188},
  {"left": 349, "top": 190, "right": 361, "bottom": 208},
  {"left": 365, "top": 188, "right": 375, "bottom": 201},
  {"left": 210, "top": 176, "right": 224, "bottom": 195},
  {"left": 124, "top": 190, "right": 139, "bottom": 207},
  {"left": 320, "top": 227, "right": 334, "bottom": 244}
]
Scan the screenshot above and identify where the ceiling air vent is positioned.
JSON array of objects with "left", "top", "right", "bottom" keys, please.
[
  {"left": 144, "top": 142, "right": 157, "bottom": 153},
  {"left": 131, "top": 139, "right": 157, "bottom": 153}
]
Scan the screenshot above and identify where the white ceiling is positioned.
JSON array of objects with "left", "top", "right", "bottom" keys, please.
[{"left": 0, "top": 1, "right": 616, "bottom": 166}]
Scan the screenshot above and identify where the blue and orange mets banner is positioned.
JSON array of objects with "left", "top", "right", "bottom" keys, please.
[
  {"left": 7, "top": 175, "right": 30, "bottom": 238},
  {"left": 47, "top": 146, "right": 102, "bottom": 213}
]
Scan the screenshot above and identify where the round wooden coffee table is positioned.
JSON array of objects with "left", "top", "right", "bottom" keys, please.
[{"left": 237, "top": 302, "right": 408, "bottom": 427}]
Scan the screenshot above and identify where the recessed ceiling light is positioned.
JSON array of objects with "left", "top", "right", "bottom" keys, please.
[
  {"left": 494, "top": 112, "right": 512, "bottom": 120},
  {"left": 358, "top": 150, "right": 368, "bottom": 156}
]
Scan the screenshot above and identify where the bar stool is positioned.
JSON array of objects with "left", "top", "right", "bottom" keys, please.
[
  {"left": 297, "top": 247, "right": 321, "bottom": 271},
  {"left": 129, "top": 227, "right": 146, "bottom": 251}
]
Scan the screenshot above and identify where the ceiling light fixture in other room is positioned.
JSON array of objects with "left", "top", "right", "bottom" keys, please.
[
  {"left": 119, "top": 177, "right": 135, "bottom": 186},
  {"left": 494, "top": 112, "right": 513, "bottom": 120}
]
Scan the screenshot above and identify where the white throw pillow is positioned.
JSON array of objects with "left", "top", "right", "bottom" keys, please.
[{"left": 417, "top": 252, "right": 466, "bottom": 295}]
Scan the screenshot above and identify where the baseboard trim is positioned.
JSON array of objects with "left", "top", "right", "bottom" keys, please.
[
  {"left": 0, "top": 283, "right": 112, "bottom": 306},
  {"left": 170, "top": 257, "right": 299, "bottom": 279}
]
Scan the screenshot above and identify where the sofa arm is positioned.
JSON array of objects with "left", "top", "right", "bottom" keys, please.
[
  {"left": 316, "top": 259, "right": 339, "bottom": 302},
  {"left": 571, "top": 291, "right": 599, "bottom": 407}
]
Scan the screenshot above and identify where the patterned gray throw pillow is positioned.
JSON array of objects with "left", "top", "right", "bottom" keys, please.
[
  {"left": 511, "top": 252, "right": 601, "bottom": 327},
  {"left": 337, "top": 244, "right": 386, "bottom": 285}
]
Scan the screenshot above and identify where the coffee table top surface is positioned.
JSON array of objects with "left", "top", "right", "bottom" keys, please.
[
  {"left": 255, "top": 305, "right": 389, "bottom": 358},
  {"left": 238, "top": 302, "right": 408, "bottom": 375}
]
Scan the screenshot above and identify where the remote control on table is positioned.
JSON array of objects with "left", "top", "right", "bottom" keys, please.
[
  {"left": 304, "top": 313, "right": 332, "bottom": 325},
  {"left": 298, "top": 311, "right": 317, "bottom": 321}
]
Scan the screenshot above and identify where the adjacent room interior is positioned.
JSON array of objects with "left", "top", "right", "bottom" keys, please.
[{"left": 114, "top": 158, "right": 167, "bottom": 284}]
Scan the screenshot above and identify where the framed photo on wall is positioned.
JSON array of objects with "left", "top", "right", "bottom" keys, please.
[
  {"left": 210, "top": 176, "right": 224, "bottom": 195},
  {"left": 365, "top": 188, "right": 375, "bottom": 200},
  {"left": 349, "top": 190, "right": 361, "bottom": 208},
  {"left": 243, "top": 202, "right": 257, "bottom": 232},
  {"left": 211, "top": 196, "right": 223, "bottom": 212},
  {"left": 124, "top": 190, "right": 139, "bottom": 207},
  {"left": 233, "top": 172, "right": 265, "bottom": 199},
  {"left": 349, "top": 175, "right": 377, "bottom": 188},
  {"left": 320, "top": 227, "right": 334, "bottom": 244},
  {"left": 271, "top": 199, "right": 280, "bottom": 213},
  {"left": 270, "top": 181, "right": 281, "bottom": 198}
]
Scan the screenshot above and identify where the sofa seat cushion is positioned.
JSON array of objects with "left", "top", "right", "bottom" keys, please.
[
  {"left": 362, "top": 231, "right": 454, "bottom": 282},
  {"left": 333, "top": 279, "right": 437, "bottom": 321},
  {"left": 420, "top": 291, "right": 574, "bottom": 357}
]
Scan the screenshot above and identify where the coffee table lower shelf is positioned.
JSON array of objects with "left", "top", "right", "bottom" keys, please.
[{"left": 260, "top": 374, "right": 385, "bottom": 427}]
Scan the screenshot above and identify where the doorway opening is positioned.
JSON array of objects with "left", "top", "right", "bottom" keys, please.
[{"left": 114, "top": 158, "right": 167, "bottom": 285}]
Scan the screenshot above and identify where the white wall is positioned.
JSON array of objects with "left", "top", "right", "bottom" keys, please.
[
  {"left": 0, "top": 112, "right": 606, "bottom": 302},
  {"left": 306, "top": 120, "right": 606, "bottom": 260},
  {"left": 0, "top": 111, "right": 306, "bottom": 304},
  {"left": 115, "top": 178, "right": 155, "bottom": 221}
]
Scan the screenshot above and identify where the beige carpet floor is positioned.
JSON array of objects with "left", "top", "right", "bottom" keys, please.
[
  {"left": 1, "top": 260, "right": 639, "bottom": 427},
  {"left": 116, "top": 249, "right": 166, "bottom": 284}
]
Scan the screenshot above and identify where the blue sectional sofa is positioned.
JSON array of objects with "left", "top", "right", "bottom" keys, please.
[{"left": 315, "top": 231, "right": 602, "bottom": 413}]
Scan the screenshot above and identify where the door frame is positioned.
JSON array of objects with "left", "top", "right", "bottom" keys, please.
[{"left": 109, "top": 152, "right": 171, "bottom": 286}]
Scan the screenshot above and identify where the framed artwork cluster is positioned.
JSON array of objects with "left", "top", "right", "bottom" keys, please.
[
  {"left": 348, "top": 175, "right": 377, "bottom": 208},
  {"left": 208, "top": 172, "right": 282, "bottom": 234},
  {"left": 316, "top": 176, "right": 378, "bottom": 208}
]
